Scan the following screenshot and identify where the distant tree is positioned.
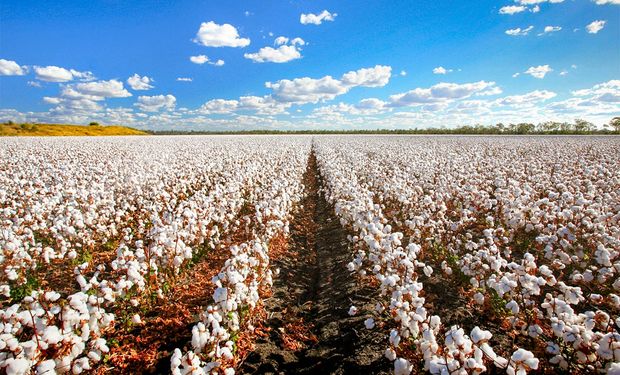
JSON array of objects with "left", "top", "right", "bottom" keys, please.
[
  {"left": 6, "top": 120, "right": 15, "bottom": 125},
  {"left": 610, "top": 117, "right": 620, "bottom": 132},
  {"left": 574, "top": 118, "right": 594, "bottom": 132},
  {"left": 89, "top": 122, "right": 100, "bottom": 126},
  {"left": 538, "top": 121, "right": 561, "bottom": 133},
  {"left": 515, "top": 122, "right": 535, "bottom": 134}
]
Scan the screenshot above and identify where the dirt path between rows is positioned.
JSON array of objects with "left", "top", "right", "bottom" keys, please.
[{"left": 240, "top": 150, "right": 391, "bottom": 375}]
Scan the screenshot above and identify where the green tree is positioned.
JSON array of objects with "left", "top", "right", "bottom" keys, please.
[
  {"left": 574, "top": 118, "right": 594, "bottom": 132},
  {"left": 89, "top": 122, "right": 100, "bottom": 126},
  {"left": 610, "top": 117, "right": 620, "bottom": 132}
]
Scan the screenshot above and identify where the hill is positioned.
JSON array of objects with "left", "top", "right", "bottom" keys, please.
[{"left": 0, "top": 123, "right": 148, "bottom": 136}]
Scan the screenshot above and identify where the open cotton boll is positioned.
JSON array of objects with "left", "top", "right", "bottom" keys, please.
[
  {"left": 132, "top": 314, "right": 142, "bottom": 324},
  {"left": 348, "top": 306, "right": 358, "bottom": 316},
  {"left": 364, "top": 318, "right": 375, "bottom": 329},
  {"left": 394, "top": 357, "right": 413, "bottom": 375}
]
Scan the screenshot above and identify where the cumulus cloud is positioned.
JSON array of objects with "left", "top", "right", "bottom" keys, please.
[
  {"left": 524, "top": 65, "right": 553, "bottom": 79},
  {"left": 71, "top": 80, "right": 132, "bottom": 98},
  {"left": 127, "top": 74, "right": 154, "bottom": 90},
  {"left": 542, "top": 26, "right": 562, "bottom": 33},
  {"left": 433, "top": 66, "right": 453, "bottom": 74},
  {"left": 190, "top": 55, "right": 225, "bottom": 66},
  {"left": 300, "top": 10, "right": 337, "bottom": 25},
  {"left": 0, "top": 59, "right": 27, "bottom": 76},
  {"left": 586, "top": 20, "right": 606, "bottom": 33},
  {"left": 499, "top": 5, "right": 527, "bottom": 14},
  {"left": 177, "top": 77, "right": 193, "bottom": 82},
  {"left": 267, "top": 65, "right": 392, "bottom": 104},
  {"left": 244, "top": 37, "right": 305, "bottom": 63},
  {"left": 193, "top": 21, "right": 250, "bottom": 47},
  {"left": 135, "top": 94, "right": 176, "bottom": 112},
  {"left": 505, "top": 26, "right": 534, "bottom": 36},
  {"left": 190, "top": 55, "right": 209, "bottom": 64},
  {"left": 199, "top": 96, "right": 288, "bottom": 115},
  {"left": 496, "top": 90, "right": 557, "bottom": 106},
  {"left": 34, "top": 66, "right": 95, "bottom": 82},
  {"left": 388, "top": 81, "right": 497, "bottom": 107},
  {"left": 516, "top": 0, "right": 564, "bottom": 4},
  {"left": 341, "top": 65, "right": 392, "bottom": 87},
  {"left": 572, "top": 80, "right": 620, "bottom": 102},
  {"left": 592, "top": 0, "right": 620, "bottom": 4}
]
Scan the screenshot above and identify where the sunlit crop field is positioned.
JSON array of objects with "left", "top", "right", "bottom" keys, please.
[{"left": 1, "top": 136, "right": 619, "bottom": 375}]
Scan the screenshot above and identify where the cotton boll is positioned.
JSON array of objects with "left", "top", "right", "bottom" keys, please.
[
  {"left": 473, "top": 292, "right": 485, "bottom": 305},
  {"left": 394, "top": 357, "right": 412, "bottom": 375},
  {"left": 348, "top": 306, "right": 358, "bottom": 316},
  {"left": 385, "top": 347, "right": 397, "bottom": 361},
  {"left": 364, "top": 318, "right": 375, "bottom": 329},
  {"left": 132, "top": 314, "right": 142, "bottom": 324}
]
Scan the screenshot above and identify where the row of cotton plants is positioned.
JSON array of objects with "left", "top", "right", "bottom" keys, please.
[
  {"left": 171, "top": 139, "right": 310, "bottom": 374},
  {"left": 314, "top": 136, "right": 620, "bottom": 374},
  {"left": 0, "top": 136, "right": 311, "bottom": 374}
]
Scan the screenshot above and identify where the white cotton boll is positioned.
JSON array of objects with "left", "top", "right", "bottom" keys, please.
[
  {"left": 132, "top": 314, "right": 142, "bottom": 324},
  {"left": 42, "top": 325, "right": 63, "bottom": 345},
  {"left": 423, "top": 265, "right": 433, "bottom": 277},
  {"left": 223, "top": 368, "right": 235, "bottom": 375},
  {"left": 607, "top": 362, "right": 620, "bottom": 375},
  {"left": 506, "top": 300, "right": 519, "bottom": 314},
  {"left": 385, "top": 347, "right": 397, "bottom": 361},
  {"left": 394, "top": 357, "right": 412, "bottom": 375},
  {"left": 5, "top": 357, "right": 30, "bottom": 375},
  {"left": 348, "top": 306, "right": 358, "bottom": 316},
  {"left": 470, "top": 326, "right": 492, "bottom": 344},
  {"left": 0, "top": 284, "right": 10, "bottom": 297},
  {"left": 473, "top": 292, "right": 485, "bottom": 305},
  {"left": 364, "top": 318, "right": 375, "bottom": 329},
  {"left": 36, "top": 359, "right": 56, "bottom": 374}
]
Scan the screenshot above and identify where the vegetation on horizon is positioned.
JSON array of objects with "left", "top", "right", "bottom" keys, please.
[{"left": 0, "top": 121, "right": 147, "bottom": 136}]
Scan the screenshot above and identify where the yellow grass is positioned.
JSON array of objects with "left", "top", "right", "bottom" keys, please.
[{"left": 0, "top": 123, "right": 148, "bottom": 136}]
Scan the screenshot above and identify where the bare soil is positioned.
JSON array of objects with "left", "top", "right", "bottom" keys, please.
[{"left": 240, "top": 151, "right": 391, "bottom": 375}]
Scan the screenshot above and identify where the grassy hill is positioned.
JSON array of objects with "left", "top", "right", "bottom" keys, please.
[{"left": 0, "top": 123, "right": 148, "bottom": 136}]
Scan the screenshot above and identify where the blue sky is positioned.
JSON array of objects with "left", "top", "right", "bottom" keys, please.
[{"left": 0, "top": 0, "right": 619, "bottom": 130}]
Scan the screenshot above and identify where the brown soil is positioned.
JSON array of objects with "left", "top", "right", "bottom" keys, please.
[{"left": 240, "top": 151, "right": 391, "bottom": 375}]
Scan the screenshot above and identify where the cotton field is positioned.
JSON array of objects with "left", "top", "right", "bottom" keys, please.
[{"left": 1, "top": 136, "right": 619, "bottom": 375}]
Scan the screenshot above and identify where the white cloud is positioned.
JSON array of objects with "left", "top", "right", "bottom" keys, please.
[
  {"left": 400, "top": 70, "right": 407, "bottom": 76},
  {"left": 433, "top": 66, "right": 453, "bottom": 74},
  {"left": 543, "top": 26, "right": 562, "bottom": 33},
  {"left": 593, "top": 0, "right": 620, "bottom": 4},
  {"left": 300, "top": 10, "right": 337, "bottom": 25},
  {"left": 71, "top": 79, "right": 132, "bottom": 98},
  {"left": 341, "top": 65, "right": 392, "bottom": 87},
  {"left": 127, "top": 74, "right": 154, "bottom": 90},
  {"left": 0, "top": 59, "right": 27, "bottom": 76},
  {"left": 177, "top": 77, "right": 193, "bottom": 82},
  {"left": 27, "top": 81, "right": 42, "bottom": 87},
  {"left": 499, "top": 5, "right": 527, "bottom": 14},
  {"left": 572, "top": 80, "right": 620, "bottom": 102},
  {"left": 34, "top": 66, "right": 95, "bottom": 82},
  {"left": 559, "top": 70, "right": 568, "bottom": 76},
  {"left": 531, "top": 5, "right": 541, "bottom": 12},
  {"left": 524, "top": 65, "right": 553, "bottom": 79},
  {"left": 388, "top": 81, "right": 497, "bottom": 107},
  {"left": 190, "top": 55, "right": 225, "bottom": 66},
  {"left": 513, "top": 73, "right": 521, "bottom": 78},
  {"left": 190, "top": 55, "right": 210, "bottom": 64},
  {"left": 193, "top": 21, "right": 250, "bottom": 47},
  {"left": 496, "top": 90, "right": 557, "bottom": 106},
  {"left": 267, "top": 65, "right": 392, "bottom": 104},
  {"left": 586, "top": 20, "right": 606, "bottom": 34},
  {"left": 516, "top": 0, "right": 564, "bottom": 4},
  {"left": 505, "top": 26, "right": 534, "bottom": 36},
  {"left": 267, "top": 76, "right": 347, "bottom": 104},
  {"left": 244, "top": 37, "right": 305, "bottom": 63},
  {"left": 135, "top": 94, "right": 176, "bottom": 112},
  {"left": 199, "top": 99, "right": 239, "bottom": 114}
]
